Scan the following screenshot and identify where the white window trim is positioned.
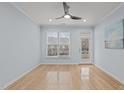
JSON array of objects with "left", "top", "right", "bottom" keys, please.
[
  {"left": 46, "top": 31, "right": 70, "bottom": 58},
  {"left": 58, "top": 32, "right": 70, "bottom": 57},
  {"left": 46, "top": 32, "right": 58, "bottom": 58}
]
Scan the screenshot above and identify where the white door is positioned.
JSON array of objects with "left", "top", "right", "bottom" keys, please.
[{"left": 80, "top": 32, "right": 93, "bottom": 64}]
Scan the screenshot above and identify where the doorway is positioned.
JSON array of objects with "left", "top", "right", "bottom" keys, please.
[{"left": 80, "top": 32, "right": 93, "bottom": 64}]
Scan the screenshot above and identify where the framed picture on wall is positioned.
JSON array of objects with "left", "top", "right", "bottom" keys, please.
[{"left": 104, "top": 19, "right": 124, "bottom": 49}]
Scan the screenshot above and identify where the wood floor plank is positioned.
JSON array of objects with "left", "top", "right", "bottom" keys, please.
[{"left": 6, "top": 64, "right": 124, "bottom": 90}]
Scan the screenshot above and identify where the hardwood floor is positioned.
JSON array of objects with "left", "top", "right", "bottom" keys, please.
[{"left": 6, "top": 64, "right": 124, "bottom": 90}]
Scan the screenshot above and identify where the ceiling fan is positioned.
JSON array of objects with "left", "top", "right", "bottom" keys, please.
[{"left": 56, "top": 2, "right": 82, "bottom": 20}]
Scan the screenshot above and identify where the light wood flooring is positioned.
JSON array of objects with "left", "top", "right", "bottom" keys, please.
[{"left": 6, "top": 64, "right": 124, "bottom": 90}]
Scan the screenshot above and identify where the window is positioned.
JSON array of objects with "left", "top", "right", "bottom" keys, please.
[
  {"left": 59, "top": 32, "right": 70, "bottom": 56},
  {"left": 47, "top": 32, "right": 70, "bottom": 57},
  {"left": 47, "top": 32, "right": 58, "bottom": 57}
]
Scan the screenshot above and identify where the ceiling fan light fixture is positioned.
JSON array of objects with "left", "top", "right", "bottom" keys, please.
[
  {"left": 64, "top": 14, "right": 71, "bottom": 19},
  {"left": 49, "top": 19, "right": 52, "bottom": 22},
  {"left": 83, "top": 19, "right": 87, "bottom": 22},
  {"left": 55, "top": 2, "right": 82, "bottom": 20}
]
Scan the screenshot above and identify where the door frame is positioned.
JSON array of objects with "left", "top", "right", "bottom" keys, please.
[{"left": 79, "top": 32, "right": 94, "bottom": 64}]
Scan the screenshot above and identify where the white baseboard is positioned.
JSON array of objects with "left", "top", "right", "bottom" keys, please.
[
  {"left": 40, "top": 63, "right": 79, "bottom": 65},
  {"left": 95, "top": 64, "right": 124, "bottom": 85},
  {"left": 40, "top": 62, "right": 94, "bottom": 65},
  {"left": 3, "top": 63, "right": 40, "bottom": 89},
  {"left": 79, "top": 62, "right": 94, "bottom": 65}
]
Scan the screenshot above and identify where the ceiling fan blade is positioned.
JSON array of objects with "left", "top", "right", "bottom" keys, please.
[
  {"left": 55, "top": 2, "right": 82, "bottom": 21},
  {"left": 55, "top": 16, "right": 64, "bottom": 19},
  {"left": 63, "top": 2, "right": 69, "bottom": 14},
  {"left": 71, "top": 15, "right": 82, "bottom": 20}
]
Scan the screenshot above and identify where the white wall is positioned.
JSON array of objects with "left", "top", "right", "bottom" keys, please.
[
  {"left": 94, "top": 4, "right": 124, "bottom": 84},
  {"left": 40, "top": 25, "right": 93, "bottom": 64},
  {"left": 0, "top": 3, "right": 40, "bottom": 89}
]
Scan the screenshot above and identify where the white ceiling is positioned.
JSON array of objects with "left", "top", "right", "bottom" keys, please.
[{"left": 13, "top": 2, "right": 121, "bottom": 27}]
